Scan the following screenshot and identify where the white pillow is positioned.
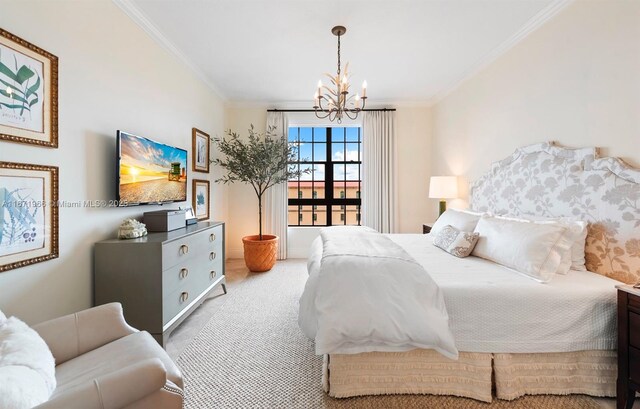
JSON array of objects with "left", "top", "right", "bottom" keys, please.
[
  {"left": 472, "top": 215, "right": 574, "bottom": 283},
  {"left": 496, "top": 214, "right": 588, "bottom": 272},
  {"left": 0, "top": 316, "right": 56, "bottom": 409},
  {"left": 431, "top": 209, "right": 482, "bottom": 237}
]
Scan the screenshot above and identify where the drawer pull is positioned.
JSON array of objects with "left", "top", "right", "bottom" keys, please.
[
  {"left": 210, "top": 270, "right": 217, "bottom": 279},
  {"left": 210, "top": 233, "right": 216, "bottom": 242},
  {"left": 180, "top": 244, "right": 189, "bottom": 255},
  {"left": 179, "top": 268, "right": 189, "bottom": 279},
  {"left": 209, "top": 251, "right": 216, "bottom": 261},
  {"left": 180, "top": 292, "right": 189, "bottom": 303}
]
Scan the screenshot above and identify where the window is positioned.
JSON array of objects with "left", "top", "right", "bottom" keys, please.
[{"left": 288, "top": 127, "right": 362, "bottom": 226}]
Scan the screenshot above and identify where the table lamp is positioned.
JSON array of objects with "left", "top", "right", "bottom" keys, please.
[{"left": 429, "top": 176, "right": 458, "bottom": 217}]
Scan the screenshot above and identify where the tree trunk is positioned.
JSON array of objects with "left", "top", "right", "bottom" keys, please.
[{"left": 258, "top": 193, "right": 263, "bottom": 241}]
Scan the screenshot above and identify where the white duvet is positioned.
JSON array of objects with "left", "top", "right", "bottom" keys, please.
[
  {"left": 303, "top": 232, "right": 619, "bottom": 354},
  {"left": 298, "top": 228, "right": 458, "bottom": 359}
]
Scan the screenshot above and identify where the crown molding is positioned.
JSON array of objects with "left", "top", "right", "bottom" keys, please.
[
  {"left": 428, "top": 0, "right": 574, "bottom": 106},
  {"left": 112, "top": 0, "right": 227, "bottom": 101}
]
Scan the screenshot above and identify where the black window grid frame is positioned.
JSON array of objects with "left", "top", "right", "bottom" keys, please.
[{"left": 288, "top": 126, "right": 362, "bottom": 226}]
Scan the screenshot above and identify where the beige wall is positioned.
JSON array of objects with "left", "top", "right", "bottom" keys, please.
[
  {"left": 0, "top": 1, "right": 226, "bottom": 324},
  {"left": 431, "top": 0, "right": 640, "bottom": 209}
]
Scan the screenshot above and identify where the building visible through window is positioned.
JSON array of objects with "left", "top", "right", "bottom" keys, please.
[{"left": 287, "top": 127, "right": 362, "bottom": 226}]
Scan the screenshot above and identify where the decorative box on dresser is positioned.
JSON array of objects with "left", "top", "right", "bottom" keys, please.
[
  {"left": 617, "top": 285, "right": 640, "bottom": 409},
  {"left": 94, "top": 221, "right": 225, "bottom": 347}
]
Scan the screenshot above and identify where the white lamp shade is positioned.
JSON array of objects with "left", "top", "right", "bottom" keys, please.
[{"left": 429, "top": 176, "right": 458, "bottom": 199}]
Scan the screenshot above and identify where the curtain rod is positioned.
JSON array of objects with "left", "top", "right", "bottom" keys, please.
[{"left": 267, "top": 108, "right": 396, "bottom": 112}]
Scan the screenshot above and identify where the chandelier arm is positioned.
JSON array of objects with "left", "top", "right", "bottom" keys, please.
[
  {"left": 345, "top": 110, "right": 358, "bottom": 120},
  {"left": 314, "top": 110, "right": 331, "bottom": 120}
]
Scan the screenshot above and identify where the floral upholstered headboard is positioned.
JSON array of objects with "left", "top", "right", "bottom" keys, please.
[{"left": 470, "top": 142, "right": 640, "bottom": 284}]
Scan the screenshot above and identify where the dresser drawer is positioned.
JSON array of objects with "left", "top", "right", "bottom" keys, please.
[
  {"left": 162, "top": 228, "right": 213, "bottom": 269},
  {"left": 163, "top": 278, "right": 201, "bottom": 326},
  {"left": 630, "top": 312, "right": 640, "bottom": 349},
  {"left": 162, "top": 257, "right": 199, "bottom": 297},
  {"left": 200, "top": 257, "right": 224, "bottom": 289}
]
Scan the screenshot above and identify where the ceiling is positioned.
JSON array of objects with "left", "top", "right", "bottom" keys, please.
[{"left": 123, "top": 0, "right": 564, "bottom": 105}]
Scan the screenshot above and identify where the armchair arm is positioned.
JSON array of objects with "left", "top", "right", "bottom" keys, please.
[
  {"left": 35, "top": 358, "right": 167, "bottom": 409},
  {"left": 33, "top": 303, "right": 137, "bottom": 365}
]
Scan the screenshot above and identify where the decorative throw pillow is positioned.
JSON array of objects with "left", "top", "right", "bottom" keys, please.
[
  {"left": 430, "top": 209, "right": 483, "bottom": 237},
  {"left": 0, "top": 316, "right": 56, "bottom": 409},
  {"left": 433, "top": 225, "right": 480, "bottom": 258}
]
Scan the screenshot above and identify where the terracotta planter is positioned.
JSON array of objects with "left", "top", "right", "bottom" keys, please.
[{"left": 242, "top": 235, "right": 278, "bottom": 272}]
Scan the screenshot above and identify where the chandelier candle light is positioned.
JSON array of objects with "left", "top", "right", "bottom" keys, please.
[{"left": 313, "top": 26, "right": 367, "bottom": 123}]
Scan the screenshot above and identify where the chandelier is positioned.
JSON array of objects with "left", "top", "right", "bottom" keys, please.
[{"left": 313, "top": 26, "right": 367, "bottom": 123}]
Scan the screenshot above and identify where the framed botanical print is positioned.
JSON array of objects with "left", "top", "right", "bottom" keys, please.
[
  {"left": 0, "top": 161, "right": 59, "bottom": 272},
  {"left": 0, "top": 28, "right": 58, "bottom": 148},
  {"left": 192, "top": 179, "right": 210, "bottom": 221},
  {"left": 192, "top": 128, "right": 210, "bottom": 173}
]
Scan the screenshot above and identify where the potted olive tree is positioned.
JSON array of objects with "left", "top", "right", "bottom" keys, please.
[{"left": 211, "top": 125, "right": 306, "bottom": 272}]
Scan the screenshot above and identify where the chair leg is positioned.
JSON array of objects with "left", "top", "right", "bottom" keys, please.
[{"left": 221, "top": 283, "right": 227, "bottom": 294}]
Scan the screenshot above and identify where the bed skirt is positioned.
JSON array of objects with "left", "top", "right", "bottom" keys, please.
[{"left": 323, "top": 350, "right": 616, "bottom": 403}]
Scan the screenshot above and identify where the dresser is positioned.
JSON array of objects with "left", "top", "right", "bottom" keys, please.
[
  {"left": 94, "top": 222, "right": 225, "bottom": 347},
  {"left": 617, "top": 285, "right": 640, "bottom": 409}
]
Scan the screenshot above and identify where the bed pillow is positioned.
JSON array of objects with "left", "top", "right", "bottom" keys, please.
[
  {"left": 0, "top": 316, "right": 56, "bottom": 409},
  {"left": 433, "top": 225, "right": 479, "bottom": 258},
  {"left": 431, "top": 209, "right": 482, "bottom": 237},
  {"left": 496, "top": 215, "right": 588, "bottom": 273},
  {"left": 520, "top": 216, "right": 588, "bottom": 272},
  {"left": 472, "top": 215, "right": 573, "bottom": 283}
]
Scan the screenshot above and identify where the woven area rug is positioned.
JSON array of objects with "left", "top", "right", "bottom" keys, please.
[{"left": 176, "top": 259, "right": 602, "bottom": 409}]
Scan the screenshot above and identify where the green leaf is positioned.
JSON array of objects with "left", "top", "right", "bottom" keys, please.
[
  {"left": 15, "top": 65, "right": 34, "bottom": 84},
  {"left": 0, "top": 60, "right": 18, "bottom": 82},
  {"left": 25, "top": 74, "right": 40, "bottom": 98},
  {"left": 0, "top": 101, "right": 30, "bottom": 111},
  {"left": 29, "top": 95, "right": 39, "bottom": 107},
  {"left": 0, "top": 88, "right": 28, "bottom": 104}
]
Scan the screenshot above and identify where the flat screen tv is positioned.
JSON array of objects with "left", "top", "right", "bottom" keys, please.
[{"left": 117, "top": 130, "right": 188, "bottom": 206}]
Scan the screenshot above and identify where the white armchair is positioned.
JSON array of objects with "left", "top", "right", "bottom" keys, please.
[{"left": 32, "top": 303, "right": 183, "bottom": 409}]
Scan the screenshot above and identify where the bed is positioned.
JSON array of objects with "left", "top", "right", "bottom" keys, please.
[{"left": 299, "top": 142, "right": 640, "bottom": 402}]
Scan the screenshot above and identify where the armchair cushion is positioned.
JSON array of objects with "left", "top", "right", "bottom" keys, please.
[
  {"left": 0, "top": 316, "right": 56, "bottom": 409},
  {"left": 53, "top": 331, "right": 183, "bottom": 396}
]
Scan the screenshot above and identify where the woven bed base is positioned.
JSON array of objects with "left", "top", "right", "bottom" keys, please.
[
  {"left": 324, "top": 350, "right": 616, "bottom": 403},
  {"left": 324, "top": 350, "right": 494, "bottom": 403},
  {"left": 493, "top": 350, "right": 617, "bottom": 400}
]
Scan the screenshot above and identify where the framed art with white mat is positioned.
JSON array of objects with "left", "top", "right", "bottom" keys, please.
[
  {"left": 192, "top": 128, "right": 210, "bottom": 173},
  {"left": 0, "top": 28, "right": 58, "bottom": 148},
  {"left": 192, "top": 179, "right": 210, "bottom": 221},
  {"left": 0, "top": 161, "right": 59, "bottom": 272}
]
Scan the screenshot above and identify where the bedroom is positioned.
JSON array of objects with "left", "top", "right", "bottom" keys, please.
[{"left": 0, "top": 0, "right": 639, "bottom": 408}]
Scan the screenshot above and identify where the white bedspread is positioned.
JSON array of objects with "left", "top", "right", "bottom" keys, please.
[
  {"left": 298, "top": 228, "right": 458, "bottom": 359},
  {"left": 304, "top": 234, "right": 619, "bottom": 353}
]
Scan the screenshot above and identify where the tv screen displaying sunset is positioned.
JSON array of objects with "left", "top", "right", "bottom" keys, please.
[{"left": 118, "top": 131, "right": 187, "bottom": 204}]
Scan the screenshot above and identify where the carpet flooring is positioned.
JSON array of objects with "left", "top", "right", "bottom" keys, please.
[{"left": 175, "top": 259, "right": 607, "bottom": 408}]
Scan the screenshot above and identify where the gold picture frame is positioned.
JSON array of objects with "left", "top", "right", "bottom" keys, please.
[
  {"left": 192, "top": 128, "right": 210, "bottom": 173},
  {"left": 0, "top": 28, "right": 58, "bottom": 148},
  {"left": 0, "top": 161, "right": 59, "bottom": 272},
  {"left": 192, "top": 179, "right": 210, "bottom": 221}
]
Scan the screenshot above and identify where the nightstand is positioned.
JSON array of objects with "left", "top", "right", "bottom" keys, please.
[
  {"left": 617, "top": 285, "right": 640, "bottom": 409},
  {"left": 423, "top": 224, "right": 432, "bottom": 234}
]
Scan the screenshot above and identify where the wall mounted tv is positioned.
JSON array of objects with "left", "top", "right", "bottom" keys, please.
[{"left": 117, "top": 130, "right": 188, "bottom": 206}]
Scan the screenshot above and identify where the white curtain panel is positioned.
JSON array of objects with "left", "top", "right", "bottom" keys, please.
[
  {"left": 264, "top": 111, "right": 289, "bottom": 259},
  {"left": 362, "top": 111, "right": 396, "bottom": 233}
]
